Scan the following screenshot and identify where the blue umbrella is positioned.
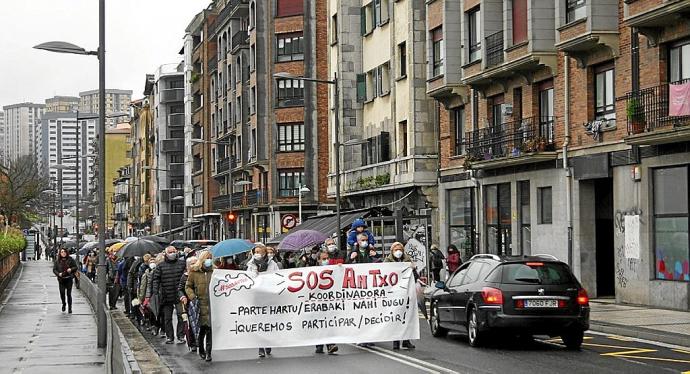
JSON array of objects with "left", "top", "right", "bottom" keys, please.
[
  {"left": 210, "top": 239, "right": 255, "bottom": 258},
  {"left": 278, "top": 229, "right": 329, "bottom": 252}
]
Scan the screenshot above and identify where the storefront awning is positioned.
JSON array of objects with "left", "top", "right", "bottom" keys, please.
[
  {"left": 154, "top": 221, "right": 202, "bottom": 237},
  {"left": 193, "top": 213, "right": 222, "bottom": 219},
  {"left": 267, "top": 210, "right": 369, "bottom": 245}
]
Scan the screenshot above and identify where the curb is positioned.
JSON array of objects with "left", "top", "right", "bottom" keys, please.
[
  {"left": 113, "top": 312, "right": 172, "bottom": 374},
  {"left": 589, "top": 321, "right": 690, "bottom": 349}
]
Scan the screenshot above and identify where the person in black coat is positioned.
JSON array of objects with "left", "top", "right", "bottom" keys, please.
[
  {"left": 149, "top": 246, "right": 187, "bottom": 344},
  {"left": 53, "top": 247, "right": 78, "bottom": 313}
]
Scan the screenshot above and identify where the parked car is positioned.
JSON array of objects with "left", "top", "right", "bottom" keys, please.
[{"left": 427, "top": 254, "right": 590, "bottom": 349}]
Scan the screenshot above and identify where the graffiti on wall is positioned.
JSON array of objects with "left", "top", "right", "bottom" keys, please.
[
  {"left": 614, "top": 207, "right": 642, "bottom": 236},
  {"left": 614, "top": 210, "right": 643, "bottom": 289}
]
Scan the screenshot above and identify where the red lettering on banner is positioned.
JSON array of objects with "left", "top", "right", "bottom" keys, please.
[
  {"left": 342, "top": 267, "right": 356, "bottom": 289},
  {"left": 319, "top": 270, "right": 334, "bottom": 290},
  {"left": 287, "top": 271, "right": 305, "bottom": 292}
]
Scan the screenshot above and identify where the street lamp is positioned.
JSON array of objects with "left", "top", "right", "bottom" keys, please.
[
  {"left": 34, "top": 0, "right": 107, "bottom": 348},
  {"left": 273, "top": 72, "right": 346, "bottom": 246},
  {"left": 298, "top": 185, "right": 310, "bottom": 224}
]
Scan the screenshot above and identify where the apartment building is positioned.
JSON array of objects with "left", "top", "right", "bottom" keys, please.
[
  {"left": 45, "top": 96, "right": 79, "bottom": 113},
  {"left": 1, "top": 102, "right": 45, "bottom": 167},
  {"left": 151, "top": 64, "right": 186, "bottom": 236},
  {"left": 327, "top": 0, "right": 439, "bottom": 221},
  {"left": 431, "top": 0, "right": 690, "bottom": 310},
  {"left": 79, "top": 89, "right": 132, "bottom": 128},
  {"left": 112, "top": 166, "right": 131, "bottom": 238},
  {"left": 128, "top": 96, "right": 157, "bottom": 235},
  {"left": 38, "top": 112, "right": 97, "bottom": 209},
  {"left": 206, "top": 0, "right": 332, "bottom": 243},
  {"left": 184, "top": 8, "right": 219, "bottom": 240},
  {"left": 0, "top": 112, "right": 4, "bottom": 166}
]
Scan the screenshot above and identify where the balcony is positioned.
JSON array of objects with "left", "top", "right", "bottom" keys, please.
[
  {"left": 168, "top": 113, "right": 184, "bottom": 127},
  {"left": 328, "top": 155, "right": 438, "bottom": 197},
  {"left": 231, "top": 31, "right": 249, "bottom": 53},
  {"left": 624, "top": 0, "right": 690, "bottom": 46},
  {"left": 111, "top": 193, "right": 128, "bottom": 204},
  {"left": 169, "top": 163, "right": 185, "bottom": 177},
  {"left": 160, "top": 88, "right": 184, "bottom": 103},
  {"left": 211, "top": 189, "right": 267, "bottom": 211},
  {"left": 623, "top": 78, "right": 690, "bottom": 145},
  {"left": 485, "top": 31, "right": 504, "bottom": 68},
  {"left": 214, "top": 0, "right": 249, "bottom": 33},
  {"left": 161, "top": 214, "right": 184, "bottom": 231},
  {"left": 463, "top": 117, "right": 559, "bottom": 169},
  {"left": 161, "top": 188, "right": 184, "bottom": 202},
  {"left": 555, "top": 0, "right": 619, "bottom": 67},
  {"left": 160, "top": 138, "right": 185, "bottom": 152},
  {"left": 208, "top": 57, "right": 218, "bottom": 73},
  {"left": 214, "top": 158, "right": 239, "bottom": 175}
]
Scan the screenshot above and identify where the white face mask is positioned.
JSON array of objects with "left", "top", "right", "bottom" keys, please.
[
  {"left": 327, "top": 244, "right": 337, "bottom": 253},
  {"left": 149, "top": 263, "right": 156, "bottom": 269},
  {"left": 267, "top": 254, "right": 274, "bottom": 260},
  {"left": 359, "top": 241, "right": 368, "bottom": 248},
  {"left": 394, "top": 250, "right": 403, "bottom": 259},
  {"left": 253, "top": 253, "right": 263, "bottom": 260}
]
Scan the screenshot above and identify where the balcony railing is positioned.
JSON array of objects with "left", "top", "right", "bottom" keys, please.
[
  {"left": 168, "top": 113, "right": 184, "bottom": 127},
  {"left": 215, "top": 158, "right": 238, "bottom": 174},
  {"left": 464, "top": 117, "right": 556, "bottom": 162},
  {"left": 331, "top": 155, "right": 438, "bottom": 194},
  {"left": 208, "top": 57, "right": 218, "bottom": 72},
  {"left": 231, "top": 30, "right": 249, "bottom": 52},
  {"left": 485, "top": 31, "right": 504, "bottom": 68},
  {"left": 211, "top": 189, "right": 267, "bottom": 211},
  {"left": 160, "top": 88, "right": 184, "bottom": 103},
  {"left": 622, "top": 78, "right": 690, "bottom": 135}
]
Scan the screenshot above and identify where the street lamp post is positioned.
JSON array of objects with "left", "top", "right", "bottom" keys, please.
[
  {"left": 33, "top": 0, "right": 107, "bottom": 348},
  {"left": 298, "top": 184, "right": 310, "bottom": 224}
]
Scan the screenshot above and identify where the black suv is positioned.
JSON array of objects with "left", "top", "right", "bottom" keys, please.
[{"left": 427, "top": 254, "right": 590, "bottom": 349}]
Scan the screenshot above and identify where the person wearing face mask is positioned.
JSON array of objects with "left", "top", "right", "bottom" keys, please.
[
  {"left": 186, "top": 251, "right": 214, "bottom": 361},
  {"left": 53, "top": 247, "right": 78, "bottom": 313},
  {"left": 346, "top": 218, "right": 376, "bottom": 249},
  {"left": 149, "top": 246, "right": 187, "bottom": 345},
  {"left": 384, "top": 242, "right": 417, "bottom": 350},
  {"left": 179, "top": 256, "right": 198, "bottom": 353},
  {"left": 139, "top": 256, "right": 157, "bottom": 333},
  {"left": 323, "top": 238, "right": 345, "bottom": 265},
  {"left": 348, "top": 233, "right": 373, "bottom": 264},
  {"left": 266, "top": 247, "right": 283, "bottom": 269},
  {"left": 313, "top": 249, "right": 340, "bottom": 355},
  {"left": 105, "top": 248, "right": 121, "bottom": 310},
  {"left": 246, "top": 246, "right": 279, "bottom": 357}
]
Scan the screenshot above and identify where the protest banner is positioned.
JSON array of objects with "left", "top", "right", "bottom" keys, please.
[{"left": 210, "top": 262, "right": 420, "bottom": 350}]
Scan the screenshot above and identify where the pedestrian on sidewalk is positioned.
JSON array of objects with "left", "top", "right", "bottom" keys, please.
[
  {"left": 53, "top": 247, "right": 78, "bottom": 313},
  {"left": 446, "top": 244, "right": 462, "bottom": 274},
  {"left": 86, "top": 250, "right": 97, "bottom": 281},
  {"left": 186, "top": 251, "right": 213, "bottom": 361},
  {"left": 139, "top": 255, "right": 157, "bottom": 333},
  {"left": 119, "top": 256, "right": 135, "bottom": 315},
  {"left": 247, "top": 246, "right": 279, "bottom": 358},
  {"left": 314, "top": 248, "right": 340, "bottom": 355},
  {"left": 179, "top": 256, "right": 198, "bottom": 353},
  {"left": 430, "top": 245, "right": 445, "bottom": 282},
  {"left": 105, "top": 249, "right": 120, "bottom": 310},
  {"left": 127, "top": 256, "right": 144, "bottom": 323},
  {"left": 150, "top": 246, "right": 186, "bottom": 345},
  {"left": 385, "top": 242, "right": 417, "bottom": 351}
]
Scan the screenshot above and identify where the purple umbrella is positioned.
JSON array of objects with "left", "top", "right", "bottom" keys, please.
[{"left": 278, "top": 230, "right": 329, "bottom": 252}]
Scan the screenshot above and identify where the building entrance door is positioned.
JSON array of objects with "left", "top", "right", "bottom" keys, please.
[{"left": 595, "top": 178, "right": 615, "bottom": 297}]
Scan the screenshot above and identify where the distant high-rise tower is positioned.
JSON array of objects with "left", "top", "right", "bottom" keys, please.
[
  {"left": 1, "top": 102, "right": 45, "bottom": 167},
  {"left": 79, "top": 89, "right": 133, "bottom": 128},
  {"left": 45, "top": 96, "right": 80, "bottom": 113}
]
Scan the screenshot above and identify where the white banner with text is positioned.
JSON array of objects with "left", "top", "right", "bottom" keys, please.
[{"left": 209, "top": 263, "right": 420, "bottom": 350}]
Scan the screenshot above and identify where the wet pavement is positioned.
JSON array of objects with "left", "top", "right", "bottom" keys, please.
[{"left": 0, "top": 260, "right": 104, "bottom": 374}]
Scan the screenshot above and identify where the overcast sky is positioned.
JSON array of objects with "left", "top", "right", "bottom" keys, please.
[{"left": 0, "top": 0, "right": 210, "bottom": 107}]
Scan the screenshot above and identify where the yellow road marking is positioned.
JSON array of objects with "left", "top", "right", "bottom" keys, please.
[
  {"left": 601, "top": 348, "right": 657, "bottom": 357},
  {"left": 673, "top": 349, "right": 690, "bottom": 355},
  {"left": 583, "top": 343, "right": 643, "bottom": 350},
  {"left": 608, "top": 355, "right": 690, "bottom": 364},
  {"left": 607, "top": 335, "right": 634, "bottom": 342},
  {"left": 544, "top": 336, "right": 593, "bottom": 343}
]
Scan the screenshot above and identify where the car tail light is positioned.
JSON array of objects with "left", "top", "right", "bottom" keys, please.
[
  {"left": 577, "top": 289, "right": 589, "bottom": 306},
  {"left": 482, "top": 287, "right": 503, "bottom": 305},
  {"left": 525, "top": 262, "right": 544, "bottom": 267}
]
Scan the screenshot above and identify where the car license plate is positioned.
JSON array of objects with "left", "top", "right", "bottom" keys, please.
[{"left": 524, "top": 299, "right": 558, "bottom": 308}]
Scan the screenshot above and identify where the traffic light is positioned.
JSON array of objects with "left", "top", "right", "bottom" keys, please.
[{"left": 226, "top": 212, "right": 237, "bottom": 223}]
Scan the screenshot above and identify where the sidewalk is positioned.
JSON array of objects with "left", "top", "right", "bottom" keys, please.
[
  {"left": 589, "top": 299, "right": 690, "bottom": 348},
  {"left": 0, "top": 260, "right": 105, "bottom": 374}
]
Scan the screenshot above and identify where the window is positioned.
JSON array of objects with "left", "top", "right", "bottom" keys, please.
[
  {"left": 486, "top": 184, "right": 511, "bottom": 255},
  {"left": 566, "top": 0, "right": 586, "bottom": 24},
  {"left": 653, "top": 167, "right": 689, "bottom": 281},
  {"left": 250, "top": 128, "right": 257, "bottom": 160},
  {"left": 669, "top": 40, "right": 690, "bottom": 83},
  {"left": 193, "top": 185, "right": 202, "bottom": 206},
  {"left": 356, "top": 74, "right": 367, "bottom": 102},
  {"left": 453, "top": 108, "right": 465, "bottom": 155},
  {"left": 449, "top": 188, "right": 475, "bottom": 259},
  {"left": 361, "top": 2, "right": 377, "bottom": 35},
  {"left": 364, "top": 63, "right": 390, "bottom": 101},
  {"left": 512, "top": 0, "right": 527, "bottom": 45},
  {"left": 538, "top": 187, "right": 552, "bottom": 224},
  {"left": 448, "top": 264, "right": 469, "bottom": 287},
  {"left": 472, "top": 90, "right": 479, "bottom": 130},
  {"left": 361, "top": 132, "right": 390, "bottom": 166},
  {"left": 276, "top": 79, "right": 304, "bottom": 107},
  {"left": 519, "top": 181, "right": 530, "bottom": 255},
  {"left": 431, "top": 27, "right": 444, "bottom": 77},
  {"left": 539, "top": 80, "right": 555, "bottom": 143},
  {"left": 331, "top": 14, "right": 338, "bottom": 44},
  {"left": 462, "top": 262, "right": 490, "bottom": 285},
  {"left": 398, "top": 120, "right": 407, "bottom": 157},
  {"left": 278, "top": 169, "right": 305, "bottom": 197},
  {"left": 276, "top": 0, "right": 303, "bottom": 17},
  {"left": 467, "top": 8, "right": 481, "bottom": 63},
  {"left": 398, "top": 41, "right": 407, "bottom": 78},
  {"left": 594, "top": 63, "right": 615, "bottom": 123},
  {"left": 249, "top": 2, "right": 256, "bottom": 29},
  {"left": 250, "top": 87, "right": 256, "bottom": 114},
  {"left": 278, "top": 123, "right": 305, "bottom": 152},
  {"left": 276, "top": 33, "right": 304, "bottom": 62},
  {"left": 169, "top": 80, "right": 184, "bottom": 89},
  {"left": 374, "top": 0, "right": 389, "bottom": 25}
]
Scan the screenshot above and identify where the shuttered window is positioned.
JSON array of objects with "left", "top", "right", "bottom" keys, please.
[{"left": 512, "top": 0, "right": 527, "bottom": 44}]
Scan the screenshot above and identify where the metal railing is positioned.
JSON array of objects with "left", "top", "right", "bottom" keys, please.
[
  {"left": 211, "top": 188, "right": 267, "bottom": 210},
  {"left": 485, "top": 31, "right": 504, "bottom": 67},
  {"left": 231, "top": 30, "right": 249, "bottom": 51},
  {"left": 621, "top": 78, "right": 690, "bottom": 135},
  {"left": 464, "top": 117, "right": 556, "bottom": 161}
]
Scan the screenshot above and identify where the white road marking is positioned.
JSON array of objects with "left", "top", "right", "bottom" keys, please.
[
  {"left": 352, "top": 344, "right": 440, "bottom": 373},
  {"left": 354, "top": 344, "right": 461, "bottom": 374},
  {"left": 587, "top": 330, "right": 690, "bottom": 351}
]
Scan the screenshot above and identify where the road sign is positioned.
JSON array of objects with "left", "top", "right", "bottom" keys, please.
[{"left": 281, "top": 214, "right": 297, "bottom": 230}]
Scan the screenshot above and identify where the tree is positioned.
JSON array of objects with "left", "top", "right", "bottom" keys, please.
[{"left": 0, "top": 155, "right": 50, "bottom": 229}]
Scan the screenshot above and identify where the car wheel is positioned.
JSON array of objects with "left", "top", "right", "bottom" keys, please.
[
  {"left": 467, "top": 308, "right": 484, "bottom": 347},
  {"left": 561, "top": 329, "right": 584, "bottom": 350},
  {"left": 429, "top": 301, "right": 448, "bottom": 338}
]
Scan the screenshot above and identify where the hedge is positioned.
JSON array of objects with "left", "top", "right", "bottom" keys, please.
[{"left": 0, "top": 228, "right": 27, "bottom": 258}]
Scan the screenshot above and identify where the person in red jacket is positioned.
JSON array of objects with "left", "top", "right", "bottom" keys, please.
[{"left": 447, "top": 244, "right": 462, "bottom": 274}]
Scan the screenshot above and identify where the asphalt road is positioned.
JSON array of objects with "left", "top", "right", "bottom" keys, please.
[{"left": 139, "top": 316, "right": 690, "bottom": 374}]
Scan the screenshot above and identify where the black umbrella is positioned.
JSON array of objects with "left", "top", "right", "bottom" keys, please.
[
  {"left": 118, "top": 239, "right": 164, "bottom": 258},
  {"left": 79, "top": 239, "right": 122, "bottom": 255},
  {"left": 140, "top": 235, "right": 170, "bottom": 246},
  {"left": 60, "top": 240, "right": 82, "bottom": 249}
]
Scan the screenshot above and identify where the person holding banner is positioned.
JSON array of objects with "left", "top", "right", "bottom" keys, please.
[
  {"left": 314, "top": 249, "right": 340, "bottom": 354},
  {"left": 246, "top": 246, "right": 280, "bottom": 357},
  {"left": 384, "top": 242, "right": 417, "bottom": 350},
  {"left": 186, "top": 251, "right": 213, "bottom": 361},
  {"left": 348, "top": 233, "right": 373, "bottom": 264}
]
